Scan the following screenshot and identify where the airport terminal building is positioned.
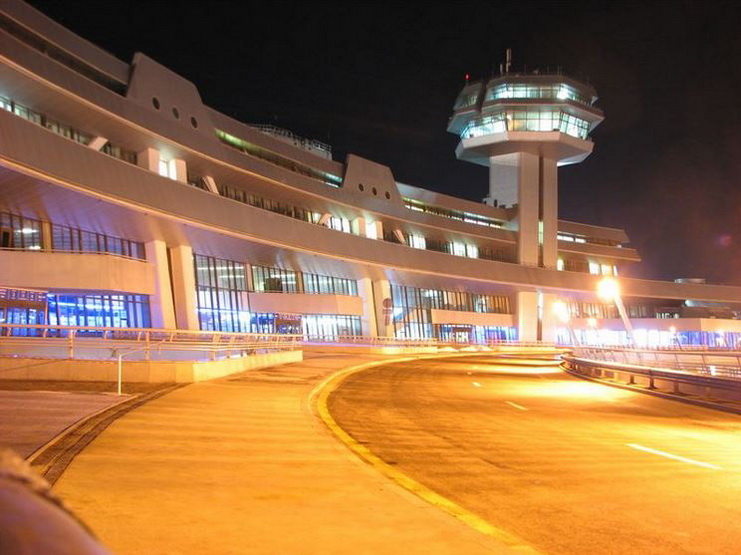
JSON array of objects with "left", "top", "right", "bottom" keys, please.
[{"left": 2, "top": 0, "right": 741, "bottom": 347}]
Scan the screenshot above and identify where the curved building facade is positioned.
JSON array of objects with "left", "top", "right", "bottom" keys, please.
[{"left": 1, "top": 0, "right": 741, "bottom": 347}]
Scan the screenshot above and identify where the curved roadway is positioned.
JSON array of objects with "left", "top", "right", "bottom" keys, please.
[{"left": 328, "top": 356, "right": 741, "bottom": 554}]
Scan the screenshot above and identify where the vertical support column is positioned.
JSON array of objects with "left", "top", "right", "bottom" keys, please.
[
  {"left": 540, "top": 292, "right": 559, "bottom": 343},
  {"left": 516, "top": 152, "right": 540, "bottom": 267},
  {"left": 40, "top": 220, "right": 52, "bottom": 251},
  {"left": 144, "top": 239, "right": 176, "bottom": 329},
  {"left": 352, "top": 217, "right": 366, "bottom": 237},
  {"left": 372, "top": 279, "right": 393, "bottom": 338},
  {"left": 172, "top": 159, "right": 188, "bottom": 183},
  {"left": 356, "top": 277, "right": 378, "bottom": 337},
  {"left": 516, "top": 290, "right": 539, "bottom": 342},
  {"left": 169, "top": 245, "right": 199, "bottom": 330},
  {"left": 541, "top": 157, "right": 559, "bottom": 269},
  {"left": 137, "top": 147, "right": 160, "bottom": 172}
]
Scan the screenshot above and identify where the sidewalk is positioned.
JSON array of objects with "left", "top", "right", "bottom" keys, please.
[{"left": 52, "top": 354, "right": 516, "bottom": 554}]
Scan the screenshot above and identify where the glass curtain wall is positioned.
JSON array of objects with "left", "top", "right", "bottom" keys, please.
[
  {"left": 194, "top": 254, "right": 250, "bottom": 332},
  {"left": 391, "top": 284, "right": 512, "bottom": 339},
  {"left": 47, "top": 294, "right": 150, "bottom": 329}
]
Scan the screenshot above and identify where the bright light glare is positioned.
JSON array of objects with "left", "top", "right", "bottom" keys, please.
[
  {"left": 597, "top": 277, "right": 620, "bottom": 301},
  {"left": 552, "top": 300, "right": 570, "bottom": 323},
  {"left": 587, "top": 317, "right": 598, "bottom": 328}
]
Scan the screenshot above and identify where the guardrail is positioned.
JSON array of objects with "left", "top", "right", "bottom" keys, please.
[
  {"left": 0, "top": 324, "right": 302, "bottom": 361},
  {"left": 562, "top": 354, "right": 741, "bottom": 408},
  {"left": 572, "top": 346, "right": 741, "bottom": 380}
]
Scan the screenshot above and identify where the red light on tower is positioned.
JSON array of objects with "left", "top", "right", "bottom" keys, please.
[{"left": 465, "top": 73, "right": 470, "bottom": 84}]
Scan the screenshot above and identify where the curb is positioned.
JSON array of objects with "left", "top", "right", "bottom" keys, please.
[
  {"left": 29, "top": 384, "right": 184, "bottom": 485},
  {"left": 309, "top": 354, "right": 539, "bottom": 553}
]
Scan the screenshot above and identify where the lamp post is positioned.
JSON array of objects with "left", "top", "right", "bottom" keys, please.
[{"left": 597, "top": 277, "right": 636, "bottom": 347}]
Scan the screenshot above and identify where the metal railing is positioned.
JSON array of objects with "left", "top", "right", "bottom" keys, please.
[
  {"left": 572, "top": 346, "right": 741, "bottom": 380},
  {"left": 0, "top": 324, "right": 301, "bottom": 362}
]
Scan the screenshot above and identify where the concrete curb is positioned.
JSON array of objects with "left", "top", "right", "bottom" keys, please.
[{"left": 309, "top": 353, "right": 540, "bottom": 554}]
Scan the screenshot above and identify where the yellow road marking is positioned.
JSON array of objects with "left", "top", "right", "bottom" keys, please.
[
  {"left": 311, "top": 357, "right": 540, "bottom": 553},
  {"left": 627, "top": 443, "right": 721, "bottom": 470}
]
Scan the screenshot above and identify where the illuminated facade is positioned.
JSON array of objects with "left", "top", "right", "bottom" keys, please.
[{"left": 1, "top": 0, "right": 741, "bottom": 346}]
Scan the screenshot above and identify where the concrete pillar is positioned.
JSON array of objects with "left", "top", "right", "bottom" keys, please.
[
  {"left": 352, "top": 217, "right": 366, "bottom": 237},
  {"left": 172, "top": 159, "right": 187, "bottom": 184},
  {"left": 169, "top": 245, "right": 199, "bottom": 330},
  {"left": 356, "top": 277, "right": 378, "bottom": 337},
  {"left": 541, "top": 158, "right": 559, "bottom": 269},
  {"left": 516, "top": 290, "right": 539, "bottom": 342},
  {"left": 489, "top": 155, "right": 519, "bottom": 207},
  {"left": 87, "top": 136, "right": 108, "bottom": 151},
  {"left": 517, "top": 152, "right": 540, "bottom": 267},
  {"left": 371, "top": 279, "right": 393, "bottom": 338},
  {"left": 144, "top": 239, "right": 176, "bottom": 329},
  {"left": 40, "top": 221, "right": 52, "bottom": 251},
  {"left": 137, "top": 147, "right": 159, "bottom": 172},
  {"left": 540, "top": 293, "right": 559, "bottom": 343},
  {"left": 367, "top": 220, "right": 383, "bottom": 240}
]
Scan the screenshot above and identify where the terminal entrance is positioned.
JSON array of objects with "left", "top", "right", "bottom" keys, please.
[{"left": 0, "top": 288, "right": 47, "bottom": 333}]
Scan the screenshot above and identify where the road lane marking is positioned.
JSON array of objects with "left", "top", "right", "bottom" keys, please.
[
  {"left": 626, "top": 443, "right": 722, "bottom": 470},
  {"left": 505, "top": 401, "right": 528, "bottom": 411},
  {"left": 472, "top": 382, "right": 482, "bottom": 387}
]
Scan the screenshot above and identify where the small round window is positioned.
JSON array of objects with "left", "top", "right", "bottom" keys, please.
[
  {"left": 190, "top": 116, "right": 198, "bottom": 129},
  {"left": 372, "top": 187, "right": 378, "bottom": 196},
  {"left": 385, "top": 192, "right": 391, "bottom": 199},
  {"left": 358, "top": 183, "right": 364, "bottom": 192},
  {"left": 172, "top": 107, "right": 180, "bottom": 119},
  {"left": 152, "top": 97, "right": 160, "bottom": 110}
]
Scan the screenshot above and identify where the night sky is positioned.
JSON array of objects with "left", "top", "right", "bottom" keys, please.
[{"left": 28, "top": 0, "right": 741, "bottom": 284}]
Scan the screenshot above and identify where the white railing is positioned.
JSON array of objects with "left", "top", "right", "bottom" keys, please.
[
  {"left": 0, "top": 324, "right": 301, "bottom": 362},
  {"left": 572, "top": 346, "right": 741, "bottom": 380}
]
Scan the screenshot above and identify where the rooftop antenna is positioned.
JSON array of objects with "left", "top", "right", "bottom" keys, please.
[{"left": 505, "top": 48, "right": 512, "bottom": 74}]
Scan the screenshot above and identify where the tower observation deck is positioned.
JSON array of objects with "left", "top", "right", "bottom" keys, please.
[{"left": 448, "top": 61, "right": 603, "bottom": 271}]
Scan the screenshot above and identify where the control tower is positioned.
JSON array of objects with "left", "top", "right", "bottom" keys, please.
[{"left": 447, "top": 53, "right": 604, "bottom": 270}]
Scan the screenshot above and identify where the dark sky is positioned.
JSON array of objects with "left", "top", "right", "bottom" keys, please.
[{"left": 28, "top": 0, "right": 741, "bottom": 284}]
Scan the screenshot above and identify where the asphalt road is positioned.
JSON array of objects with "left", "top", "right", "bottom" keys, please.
[{"left": 328, "top": 356, "right": 741, "bottom": 554}]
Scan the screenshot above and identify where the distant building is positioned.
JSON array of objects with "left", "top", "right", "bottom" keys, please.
[{"left": 1, "top": 1, "right": 740, "bottom": 347}]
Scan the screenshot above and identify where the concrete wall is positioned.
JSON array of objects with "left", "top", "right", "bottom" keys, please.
[{"left": 0, "top": 250, "right": 154, "bottom": 294}]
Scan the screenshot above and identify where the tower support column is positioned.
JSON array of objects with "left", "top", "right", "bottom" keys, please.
[{"left": 541, "top": 158, "right": 559, "bottom": 269}]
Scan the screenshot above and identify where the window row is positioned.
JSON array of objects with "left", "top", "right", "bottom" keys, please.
[
  {"left": 0, "top": 212, "right": 42, "bottom": 250},
  {"left": 403, "top": 198, "right": 503, "bottom": 229},
  {"left": 391, "top": 284, "right": 511, "bottom": 314},
  {"left": 1, "top": 95, "right": 136, "bottom": 162},
  {"left": 216, "top": 129, "right": 342, "bottom": 188},
  {"left": 252, "top": 265, "right": 358, "bottom": 296},
  {"left": 486, "top": 83, "right": 591, "bottom": 105},
  {"left": 461, "top": 110, "right": 591, "bottom": 140},
  {"left": 51, "top": 224, "right": 145, "bottom": 260}
]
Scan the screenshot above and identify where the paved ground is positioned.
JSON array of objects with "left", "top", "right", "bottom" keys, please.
[
  {"left": 0, "top": 390, "right": 127, "bottom": 458},
  {"left": 329, "top": 356, "right": 741, "bottom": 554},
  {"left": 53, "top": 355, "right": 513, "bottom": 554}
]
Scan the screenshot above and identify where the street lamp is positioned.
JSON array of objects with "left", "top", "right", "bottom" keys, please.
[{"left": 597, "top": 277, "right": 636, "bottom": 347}]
